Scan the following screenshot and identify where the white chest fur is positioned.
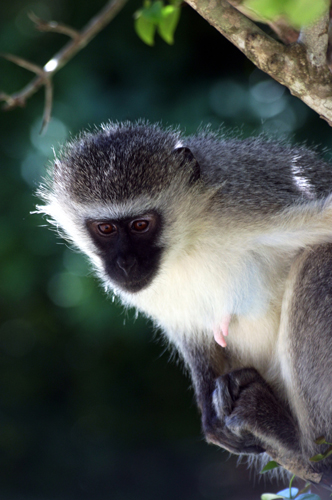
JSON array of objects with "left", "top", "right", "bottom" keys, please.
[{"left": 120, "top": 240, "right": 289, "bottom": 385}]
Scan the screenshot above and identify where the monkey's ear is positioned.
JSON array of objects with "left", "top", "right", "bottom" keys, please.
[{"left": 173, "top": 146, "right": 201, "bottom": 184}]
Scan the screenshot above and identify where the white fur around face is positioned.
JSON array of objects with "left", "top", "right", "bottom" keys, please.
[{"left": 38, "top": 190, "right": 332, "bottom": 388}]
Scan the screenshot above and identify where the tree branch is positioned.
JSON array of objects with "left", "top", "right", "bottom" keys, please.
[
  {"left": 0, "top": 53, "right": 54, "bottom": 130},
  {"left": 1, "top": 53, "right": 46, "bottom": 76},
  {"left": 28, "top": 13, "right": 80, "bottom": 40},
  {"left": 185, "top": 0, "right": 332, "bottom": 126},
  {"left": 298, "top": 10, "right": 330, "bottom": 68},
  {"left": 0, "top": 0, "right": 128, "bottom": 129}
]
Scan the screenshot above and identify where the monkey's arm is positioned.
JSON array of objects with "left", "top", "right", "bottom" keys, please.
[
  {"left": 254, "top": 197, "right": 332, "bottom": 251},
  {"left": 180, "top": 339, "right": 323, "bottom": 483},
  {"left": 180, "top": 340, "right": 265, "bottom": 454},
  {"left": 212, "top": 368, "right": 323, "bottom": 482}
]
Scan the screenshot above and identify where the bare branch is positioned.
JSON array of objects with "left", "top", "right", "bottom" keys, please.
[
  {"left": 41, "top": 78, "right": 53, "bottom": 133},
  {"left": 0, "top": 91, "right": 21, "bottom": 108},
  {"left": 184, "top": 0, "right": 332, "bottom": 126},
  {"left": 0, "top": 53, "right": 53, "bottom": 131},
  {"left": 43, "top": 0, "right": 129, "bottom": 73},
  {"left": 1, "top": 53, "right": 45, "bottom": 76},
  {"left": 28, "top": 12, "right": 80, "bottom": 40},
  {"left": 0, "top": 0, "right": 128, "bottom": 119}
]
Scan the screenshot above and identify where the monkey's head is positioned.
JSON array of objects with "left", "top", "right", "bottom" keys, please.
[{"left": 37, "top": 122, "right": 204, "bottom": 294}]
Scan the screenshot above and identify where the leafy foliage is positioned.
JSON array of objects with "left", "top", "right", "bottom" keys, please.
[
  {"left": 310, "top": 436, "right": 332, "bottom": 462},
  {"left": 262, "top": 486, "right": 322, "bottom": 500},
  {"left": 134, "top": 0, "right": 181, "bottom": 45},
  {"left": 260, "top": 460, "right": 280, "bottom": 474},
  {"left": 135, "top": 0, "right": 329, "bottom": 46},
  {"left": 243, "top": 0, "right": 329, "bottom": 28},
  {"left": 261, "top": 470, "right": 322, "bottom": 500}
]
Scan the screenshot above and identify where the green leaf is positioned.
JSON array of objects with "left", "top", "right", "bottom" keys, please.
[
  {"left": 142, "top": 1, "right": 164, "bottom": 22},
  {"left": 244, "top": 0, "right": 287, "bottom": 19},
  {"left": 260, "top": 461, "right": 280, "bottom": 474},
  {"left": 243, "top": 0, "right": 329, "bottom": 28},
  {"left": 134, "top": 16, "right": 156, "bottom": 46},
  {"left": 285, "top": 0, "right": 329, "bottom": 27},
  {"left": 310, "top": 444, "right": 332, "bottom": 462},
  {"left": 310, "top": 453, "right": 326, "bottom": 462},
  {"left": 315, "top": 436, "right": 327, "bottom": 445},
  {"left": 295, "top": 483, "right": 311, "bottom": 497},
  {"left": 158, "top": 5, "right": 181, "bottom": 44},
  {"left": 322, "top": 444, "right": 332, "bottom": 458},
  {"left": 161, "top": 5, "right": 177, "bottom": 16}
]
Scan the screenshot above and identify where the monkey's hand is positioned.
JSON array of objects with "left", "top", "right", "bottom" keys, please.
[
  {"left": 210, "top": 368, "right": 299, "bottom": 458},
  {"left": 202, "top": 368, "right": 266, "bottom": 455}
]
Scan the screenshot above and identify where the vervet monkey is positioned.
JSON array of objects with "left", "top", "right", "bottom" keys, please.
[{"left": 37, "top": 121, "right": 332, "bottom": 486}]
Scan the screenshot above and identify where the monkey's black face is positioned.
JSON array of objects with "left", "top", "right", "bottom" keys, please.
[{"left": 86, "top": 212, "right": 163, "bottom": 293}]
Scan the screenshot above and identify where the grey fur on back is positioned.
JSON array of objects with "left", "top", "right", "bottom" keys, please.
[{"left": 186, "top": 133, "right": 332, "bottom": 208}]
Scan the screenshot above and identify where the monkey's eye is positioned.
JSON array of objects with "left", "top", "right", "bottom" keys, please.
[
  {"left": 130, "top": 219, "right": 150, "bottom": 233},
  {"left": 97, "top": 223, "right": 117, "bottom": 235}
]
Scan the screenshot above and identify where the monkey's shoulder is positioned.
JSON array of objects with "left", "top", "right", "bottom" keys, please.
[{"left": 186, "top": 135, "right": 332, "bottom": 201}]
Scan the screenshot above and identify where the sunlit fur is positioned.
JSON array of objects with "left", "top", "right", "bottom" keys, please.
[
  {"left": 37, "top": 121, "right": 332, "bottom": 482},
  {"left": 38, "top": 183, "right": 332, "bottom": 387}
]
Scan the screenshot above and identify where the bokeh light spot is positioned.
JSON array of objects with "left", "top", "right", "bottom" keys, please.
[{"left": 47, "top": 272, "right": 84, "bottom": 308}]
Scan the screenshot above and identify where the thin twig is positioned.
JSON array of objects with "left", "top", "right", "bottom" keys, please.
[
  {"left": 0, "top": 53, "right": 53, "bottom": 121},
  {"left": 42, "top": 78, "right": 53, "bottom": 133},
  {"left": 0, "top": 0, "right": 128, "bottom": 129},
  {"left": 28, "top": 12, "right": 80, "bottom": 40},
  {"left": 0, "top": 53, "right": 54, "bottom": 129},
  {"left": 0, "top": 92, "right": 18, "bottom": 108},
  {"left": 1, "top": 53, "right": 45, "bottom": 76}
]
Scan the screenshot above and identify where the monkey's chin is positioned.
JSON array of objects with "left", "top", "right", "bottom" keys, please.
[{"left": 110, "top": 275, "right": 154, "bottom": 294}]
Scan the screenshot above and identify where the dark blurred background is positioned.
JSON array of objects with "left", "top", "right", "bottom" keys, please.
[{"left": 0, "top": 1, "right": 331, "bottom": 499}]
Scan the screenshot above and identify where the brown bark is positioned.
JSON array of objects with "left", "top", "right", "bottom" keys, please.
[{"left": 185, "top": 0, "right": 332, "bottom": 126}]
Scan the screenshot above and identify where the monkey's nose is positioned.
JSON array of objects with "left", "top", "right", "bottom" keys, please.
[{"left": 116, "top": 256, "right": 136, "bottom": 276}]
